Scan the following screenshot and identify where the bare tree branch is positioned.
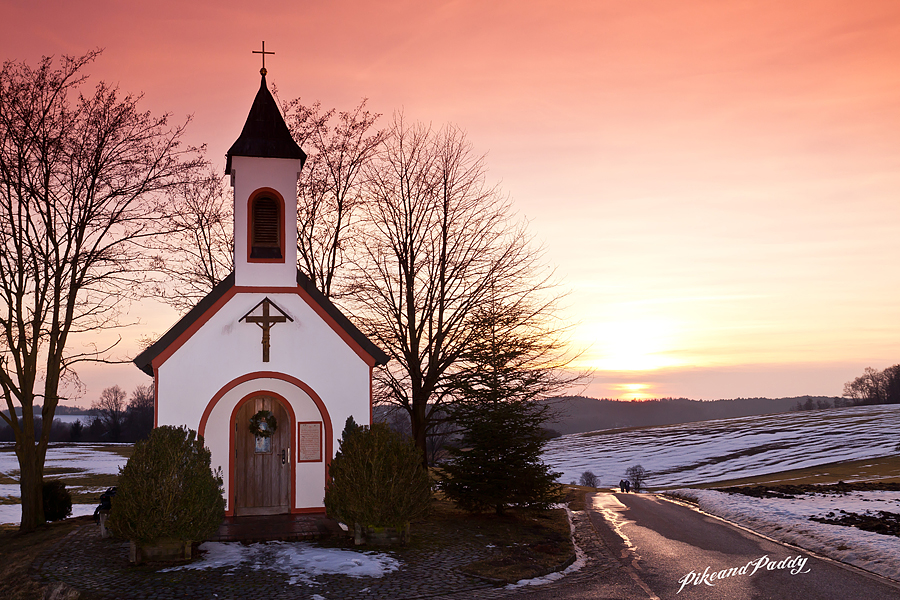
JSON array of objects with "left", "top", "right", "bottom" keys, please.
[
  {"left": 0, "top": 51, "right": 203, "bottom": 530},
  {"left": 347, "top": 115, "right": 578, "bottom": 465},
  {"left": 149, "top": 169, "right": 233, "bottom": 312},
  {"left": 282, "top": 98, "right": 384, "bottom": 299}
]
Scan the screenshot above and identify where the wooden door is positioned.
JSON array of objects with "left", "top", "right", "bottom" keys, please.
[{"left": 233, "top": 396, "right": 291, "bottom": 516}]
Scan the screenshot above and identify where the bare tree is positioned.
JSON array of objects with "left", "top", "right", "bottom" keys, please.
[
  {"left": 0, "top": 51, "right": 201, "bottom": 530},
  {"left": 843, "top": 365, "right": 900, "bottom": 405},
  {"left": 92, "top": 385, "right": 127, "bottom": 442},
  {"left": 282, "top": 98, "right": 383, "bottom": 298},
  {"left": 350, "top": 115, "right": 566, "bottom": 465},
  {"left": 129, "top": 383, "right": 154, "bottom": 411},
  {"left": 125, "top": 383, "right": 154, "bottom": 440},
  {"left": 625, "top": 465, "right": 648, "bottom": 492},
  {"left": 150, "top": 170, "right": 233, "bottom": 312},
  {"left": 579, "top": 471, "right": 598, "bottom": 487}
]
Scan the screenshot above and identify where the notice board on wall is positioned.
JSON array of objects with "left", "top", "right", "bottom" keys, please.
[{"left": 297, "top": 421, "right": 322, "bottom": 462}]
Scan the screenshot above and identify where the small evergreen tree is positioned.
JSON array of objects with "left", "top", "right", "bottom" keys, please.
[
  {"left": 42, "top": 481, "right": 72, "bottom": 521},
  {"left": 109, "top": 425, "right": 224, "bottom": 543},
  {"left": 341, "top": 415, "right": 360, "bottom": 441},
  {"left": 439, "top": 293, "right": 567, "bottom": 515},
  {"left": 440, "top": 399, "right": 563, "bottom": 514},
  {"left": 325, "top": 422, "right": 431, "bottom": 532},
  {"left": 69, "top": 419, "right": 83, "bottom": 442}
]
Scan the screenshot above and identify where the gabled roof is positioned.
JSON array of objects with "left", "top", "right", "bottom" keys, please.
[
  {"left": 133, "top": 271, "right": 388, "bottom": 376},
  {"left": 225, "top": 74, "right": 306, "bottom": 174}
]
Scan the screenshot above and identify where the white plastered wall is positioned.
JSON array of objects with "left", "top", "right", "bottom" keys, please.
[
  {"left": 231, "top": 155, "right": 301, "bottom": 288},
  {"left": 155, "top": 290, "right": 372, "bottom": 511}
]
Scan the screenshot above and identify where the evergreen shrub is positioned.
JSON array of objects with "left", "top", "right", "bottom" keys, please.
[
  {"left": 109, "top": 425, "right": 224, "bottom": 543},
  {"left": 324, "top": 421, "right": 431, "bottom": 531},
  {"left": 42, "top": 480, "right": 72, "bottom": 522}
]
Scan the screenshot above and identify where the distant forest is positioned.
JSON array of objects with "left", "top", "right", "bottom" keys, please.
[
  {"left": 541, "top": 395, "right": 847, "bottom": 435},
  {"left": 0, "top": 399, "right": 152, "bottom": 444}
]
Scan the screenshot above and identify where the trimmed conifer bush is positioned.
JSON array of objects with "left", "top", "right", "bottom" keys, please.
[
  {"left": 324, "top": 422, "right": 431, "bottom": 533},
  {"left": 109, "top": 425, "right": 224, "bottom": 543},
  {"left": 42, "top": 480, "right": 72, "bottom": 522}
]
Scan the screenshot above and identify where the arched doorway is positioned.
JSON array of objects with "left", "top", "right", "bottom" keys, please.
[{"left": 232, "top": 394, "right": 292, "bottom": 515}]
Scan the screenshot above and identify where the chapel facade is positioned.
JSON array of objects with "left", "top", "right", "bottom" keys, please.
[{"left": 134, "top": 69, "right": 387, "bottom": 516}]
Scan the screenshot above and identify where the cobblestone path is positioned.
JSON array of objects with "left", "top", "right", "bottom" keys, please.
[{"left": 34, "top": 510, "right": 619, "bottom": 599}]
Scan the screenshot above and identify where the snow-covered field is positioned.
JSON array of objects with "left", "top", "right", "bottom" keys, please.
[
  {"left": 0, "top": 503, "right": 96, "bottom": 524},
  {"left": 0, "top": 443, "right": 129, "bottom": 480},
  {"left": 543, "top": 404, "right": 900, "bottom": 488},
  {"left": 0, "top": 443, "right": 128, "bottom": 524},
  {"left": 667, "top": 488, "right": 900, "bottom": 582}
]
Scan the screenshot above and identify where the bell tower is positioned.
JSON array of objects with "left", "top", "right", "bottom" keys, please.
[{"left": 226, "top": 51, "right": 306, "bottom": 288}]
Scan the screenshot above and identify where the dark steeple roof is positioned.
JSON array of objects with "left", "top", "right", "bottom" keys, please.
[{"left": 225, "top": 74, "right": 306, "bottom": 174}]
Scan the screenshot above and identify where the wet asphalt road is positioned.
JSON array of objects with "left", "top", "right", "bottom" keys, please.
[{"left": 577, "top": 492, "right": 900, "bottom": 600}]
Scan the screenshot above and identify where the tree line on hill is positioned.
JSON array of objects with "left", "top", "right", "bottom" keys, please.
[
  {"left": 841, "top": 365, "right": 900, "bottom": 406},
  {"left": 541, "top": 367, "right": 900, "bottom": 436},
  {"left": 0, "top": 384, "right": 153, "bottom": 443},
  {"left": 541, "top": 395, "right": 841, "bottom": 435}
]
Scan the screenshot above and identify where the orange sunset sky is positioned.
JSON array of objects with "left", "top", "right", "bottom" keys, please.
[{"left": 2, "top": 0, "right": 899, "bottom": 402}]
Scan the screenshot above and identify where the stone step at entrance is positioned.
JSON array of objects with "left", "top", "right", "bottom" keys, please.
[{"left": 208, "top": 512, "right": 341, "bottom": 542}]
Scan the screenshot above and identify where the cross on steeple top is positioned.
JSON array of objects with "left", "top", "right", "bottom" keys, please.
[{"left": 253, "top": 41, "right": 275, "bottom": 76}]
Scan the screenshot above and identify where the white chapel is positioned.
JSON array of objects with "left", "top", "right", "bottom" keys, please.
[{"left": 134, "top": 67, "right": 388, "bottom": 516}]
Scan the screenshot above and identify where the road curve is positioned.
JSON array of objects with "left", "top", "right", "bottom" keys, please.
[{"left": 584, "top": 491, "right": 900, "bottom": 600}]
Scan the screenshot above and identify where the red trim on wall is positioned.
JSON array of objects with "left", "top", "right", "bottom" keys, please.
[
  {"left": 246, "top": 187, "right": 286, "bottom": 264},
  {"left": 153, "top": 366, "right": 159, "bottom": 429},
  {"left": 151, "top": 285, "right": 379, "bottom": 373},
  {"left": 151, "top": 286, "right": 242, "bottom": 371},
  {"left": 197, "top": 372, "right": 333, "bottom": 516},
  {"left": 369, "top": 365, "right": 373, "bottom": 427},
  {"left": 294, "top": 283, "right": 379, "bottom": 368},
  {"left": 227, "top": 390, "right": 296, "bottom": 518}
]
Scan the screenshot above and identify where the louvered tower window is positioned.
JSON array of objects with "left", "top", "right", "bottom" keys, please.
[{"left": 250, "top": 196, "right": 283, "bottom": 259}]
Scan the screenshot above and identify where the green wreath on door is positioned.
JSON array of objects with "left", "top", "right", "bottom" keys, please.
[{"left": 249, "top": 410, "right": 278, "bottom": 438}]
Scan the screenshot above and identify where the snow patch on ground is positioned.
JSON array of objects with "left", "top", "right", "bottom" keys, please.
[
  {"left": 0, "top": 483, "right": 21, "bottom": 498},
  {"left": 0, "top": 503, "right": 96, "bottom": 525},
  {"left": 160, "top": 541, "right": 401, "bottom": 586},
  {"left": 668, "top": 488, "right": 900, "bottom": 582}
]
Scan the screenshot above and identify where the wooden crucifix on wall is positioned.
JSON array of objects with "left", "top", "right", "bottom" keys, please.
[{"left": 240, "top": 298, "right": 293, "bottom": 362}]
